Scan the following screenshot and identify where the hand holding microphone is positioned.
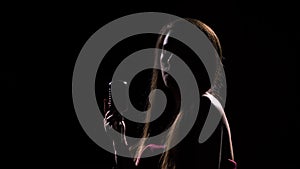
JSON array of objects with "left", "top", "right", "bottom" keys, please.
[{"left": 104, "top": 80, "right": 129, "bottom": 146}]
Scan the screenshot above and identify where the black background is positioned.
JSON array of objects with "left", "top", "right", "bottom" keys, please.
[{"left": 4, "top": 1, "right": 298, "bottom": 169}]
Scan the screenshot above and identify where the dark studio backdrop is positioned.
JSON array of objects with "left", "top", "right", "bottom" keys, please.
[{"left": 5, "top": 1, "right": 298, "bottom": 169}]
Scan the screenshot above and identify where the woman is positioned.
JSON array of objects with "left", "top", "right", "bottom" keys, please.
[{"left": 104, "top": 18, "right": 237, "bottom": 169}]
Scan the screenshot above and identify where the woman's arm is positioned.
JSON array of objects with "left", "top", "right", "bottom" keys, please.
[{"left": 203, "top": 92, "right": 237, "bottom": 169}]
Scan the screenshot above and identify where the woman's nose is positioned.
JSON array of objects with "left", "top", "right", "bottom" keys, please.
[{"left": 160, "top": 51, "right": 173, "bottom": 72}]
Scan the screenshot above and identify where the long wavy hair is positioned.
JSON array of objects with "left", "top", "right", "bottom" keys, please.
[{"left": 133, "top": 18, "right": 226, "bottom": 169}]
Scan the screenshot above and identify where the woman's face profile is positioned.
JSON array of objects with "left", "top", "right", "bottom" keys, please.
[{"left": 160, "top": 30, "right": 174, "bottom": 88}]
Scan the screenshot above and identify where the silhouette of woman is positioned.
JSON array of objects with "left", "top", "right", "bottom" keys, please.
[{"left": 104, "top": 18, "right": 237, "bottom": 169}]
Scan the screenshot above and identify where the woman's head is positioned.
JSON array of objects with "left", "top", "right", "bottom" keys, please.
[{"left": 154, "top": 18, "right": 224, "bottom": 99}]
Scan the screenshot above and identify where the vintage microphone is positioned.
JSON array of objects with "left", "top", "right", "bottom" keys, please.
[{"left": 104, "top": 80, "right": 129, "bottom": 145}]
